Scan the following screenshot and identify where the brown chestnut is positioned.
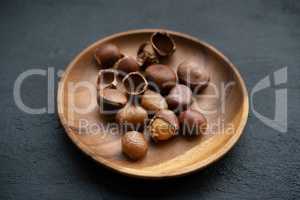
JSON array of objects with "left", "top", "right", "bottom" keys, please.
[
  {"left": 141, "top": 90, "right": 168, "bottom": 114},
  {"left": 179, "top": 109, "right": 207, "bottom": 136},
  {"left": 114, "top": 56, "right": 140, "bottom": 75},
  {"left": 177, "top": 60, "right": 210, "bottom": 92},
  {"left": 97, "top": 86, "right": 128, "bottom": 113},
  {"left": 148, "top": 109, "right": 179, "bottom": 142},
  {"left": 165, "top": 84, "right": 192, "bottom": 111},
  {"left": 145, "top": 64, "right": 177, "bottom": 94},
  {"left": 122, "top": 72, "right": 148, "bottom": 96},
  {"left": 97, "top": 69, "right": 118, "bottom": 89},
  {"left": 94, "top": 43, "right": 123, "bottom": 68},
  {"left": 122, "top": 131, "right": 148, "bottom": 160},
  {"left": 137, "top": 42, "right": 159, "bottom": 67},
  {"left": 150, "top": 32, "right": 176, "bottom": 57},
  {"left": 116, "top": 103, "right": 148, "bottom": 131}
]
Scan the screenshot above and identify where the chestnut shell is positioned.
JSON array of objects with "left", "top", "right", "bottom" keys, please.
[
  {"left": 179, "top": 109, "right": 207, "bottom": 136},
  {"left": 94, "top": 43, "right": 123, "bottom": 68},
  {"left": 122, "top": 131, "right": 148, "bottom": 160},
  {"left": 165, "top": 84, "right": 192, "bottom": 111},
  {"left": 114, "top": 56, "right": 140, "bottom": 74},
  {"left": 150, "top": 32, "right": 176, "bottom": 57},
  {"left": 141, "top": 90, "right": 168, "bottom": 114},
  {"left": 177, "top": 61, "right": 210, "bottom": 92},
  {"left": 145, "top": 64, "right": 177, "bottom": 94},
  {"left": 149, "top": 109, "right": 179, "bottom": 142},
  {"left": 137, "top": 42, "right": 159, "bottom": 67}
]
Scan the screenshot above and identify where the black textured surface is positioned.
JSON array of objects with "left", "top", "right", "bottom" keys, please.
[{"left": 1, "top": 0, "right": 300, "bottom": 199}]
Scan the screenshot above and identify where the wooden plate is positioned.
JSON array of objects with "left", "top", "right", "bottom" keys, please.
[{"left": 57, "top": 29, "right": 249, "bottom": 179}]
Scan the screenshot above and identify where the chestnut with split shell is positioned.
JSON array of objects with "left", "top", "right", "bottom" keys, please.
[
  {"left": 122, "top": 72, "right": 148, "bottom": 96},
  {"left": 94, "top": 43, "right": 123, "bottom": 68},
  {"left": 179, "top": 109, "right": 207, "bottom": 136},
  {"left": 150, "top": 32, "right": 176, "bottom": 57},
  {"left": 122, "top": 131, "right": 148, "bottom": 160},
  {"left": 177, "top": 60, "right": 210, "bottom": 92},
  {"left": 137, "top": 42, "right": 159, "bottom": 67},
  {"left": 145, "top": 64, "right": 177, "bottom": 94},
  {"left": 141, "top": 90, "right": 168, "bottom": 114},
  {"left": 114, "top": 56, "right": 140, "bottom": 75},
  {"left": 165, "top": 84, "right": 192, "bottom": 111},
  {"left": 97, "top": 69, "right": 128, "bottom": 114},
  {"left": 148, "top": 109, "right": 179, "bottom": 142},
  {"left": 96, "top": 69, "right": 119, "bottom": 89}
]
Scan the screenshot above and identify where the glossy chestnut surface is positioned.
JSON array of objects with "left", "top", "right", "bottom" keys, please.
[
  {"left": 58, "top": 29, "right": 249, "bottom": 178},
  {"left": 145, "top": 64, "right": 177, "bottom": 94}
]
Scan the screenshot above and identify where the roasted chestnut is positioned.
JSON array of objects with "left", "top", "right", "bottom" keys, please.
[
  {"left": 148, "top": 109, "right": 179, "bottom": 142},
  {"left": 141, "top": 90, "right": 168, "bottom": 114},
  {"left": 177, "top": 60, "right": 210, "bottom": 92},
  {"left": 150, "top": 32, "right": 176, "bottom": 57},
  {"left": 122, "top": 131, "right": 148, "bottom": 160},
  {"left": 137, "top": 42, "right": 159, "bottom": 67},
  {"left": 114, "top": 56, "right": 140, "bottom": 74},
  {"left": 97, "top": 69, "right": 118, "bottom": 89},
  {"left": 116, "top": 103, "right": 148, "bottom": 131},
  {"left": 165, "top": 84, "right": 192, "bottom": 111},
  {"left": 179, "top": 109, "right": 207, "bottom": 136},
  {"left": 98, "top": 85, "right": 128, "bottom": 113},
  {"left": 94, "top": 43, "right": 123, "bottom": 68},
  {"left": 145, "top": 64, "right": 177, "bottom": 94},
  {"left": 122, "top": 72, "right": 148, "bottom": 95},
  {"left": 97, "top": 69, "right": 127, "bottom": 114}
]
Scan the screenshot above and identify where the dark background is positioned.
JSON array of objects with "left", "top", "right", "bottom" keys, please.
[{"left": 1, "top": 0, "right": 300, "bottom": 199}]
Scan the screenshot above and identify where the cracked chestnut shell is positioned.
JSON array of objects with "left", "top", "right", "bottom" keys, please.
[
  {"left": 179, "top": 109, "right": 207, "bottom": 136},
  {"left": 165, "top": 84, "right": 192, "bottom": 111},
  {"left": 145, "top": 64, "right": 177, "bottom": 94},
  {"left": 137, "top": 42, "right": 159, "bottom": 67},
  {"left": 122, "top": 131, "right": 148, "bottom": 160},
  {"left": 116, "top": 103, "right": 148, "bottom": 131},
  {"left": 94, "top": 43, "right": 123, "bottom": 68},
  {"left": 98, "top": 86, "right": 128, "bottom": 113},
  {"left": 148, "top": 109, "right": 179, "bottom": 142},
  {"left": 114, "top": 56, "right": 140, "bottom": 75},
  {"left": 177, "top": 60, "right": 210, "bottom": 92},
  {"left": 150, "top": 32, "right": 176, "bottom": 57},
  {"left": 97, "top": 69, "right": 127, "bottom": 114},
  {"left": 122, "top": 72, "right": 148, "bottom": 96},
  {"left": 141, "top": 90, "right": 168, "bottom": 114}
]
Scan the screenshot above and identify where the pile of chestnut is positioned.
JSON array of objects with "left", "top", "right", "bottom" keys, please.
[{"left": 95, "top": 32, "right": 209, "bottom": 161}]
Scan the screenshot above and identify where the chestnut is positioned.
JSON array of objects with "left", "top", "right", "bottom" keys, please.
[
  {"left": 122, "top": 131, "right": 148, "bottom": 160},
  {"left": 165, "top": 84, "right": 192, "bottom": 111},
  {"left": 116, "top": 103, "right": 148, "bottom": 131},
  {"left": 96, "top": 69, "right": 118, "bottom": 89},
  {"left": 122, "top": 72, "right": 148, "bottom": 95},
  {"left": 114, "top": 56, "right": 140, "bottom": 75},
  {"left": 179, "top": 109, "right": 207, "bottom": 136},
  {"left": 145, "top": 64, "right": 177, "bottom": 94},
  {"left": 97, "top": 85, "right": 128, "bottom": 113},
  {"left": 177, "top": 60, "right": 210, "bottom": 92},
  {"left": 137, "top": 42, "right": 159, "bottom": 67},
  {"left": 141, "top": 90, "right": 168, "bottom": 114},
  {"left": 94, "top": 43, "right": 123, "bottom": 68},
  {"left": 148, "top": 109, "right": 179, "bottom": 142},
  {"left": 150, "top": 32, "right": 176, "bottom": 57}
]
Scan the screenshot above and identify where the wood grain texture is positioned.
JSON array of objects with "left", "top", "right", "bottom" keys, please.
[
  {"left": 1, "top": 0, "right": 300, "bottom": 199},
  {"left": 57, "top": 29, "right": 249, "bottom": 178}
]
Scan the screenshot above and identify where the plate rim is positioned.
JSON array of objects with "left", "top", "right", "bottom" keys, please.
[{"left": 57, "top": 29, "right": 249, "bottom": 179}]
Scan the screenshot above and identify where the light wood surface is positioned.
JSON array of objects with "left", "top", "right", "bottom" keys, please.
[{"left": 57, "top": 29, "right": 249, "bottom": 179}]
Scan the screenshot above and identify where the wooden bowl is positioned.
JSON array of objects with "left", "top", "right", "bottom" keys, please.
[{"left": 57, "top": 29, "right": 249, "bottom": 179}]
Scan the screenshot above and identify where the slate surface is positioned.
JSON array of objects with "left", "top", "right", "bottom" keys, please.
[{"left": 0, "top": 0, "right": 299, "bottom": 199}]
